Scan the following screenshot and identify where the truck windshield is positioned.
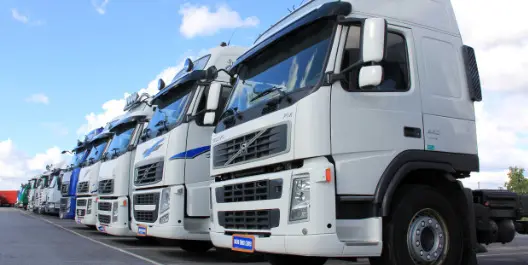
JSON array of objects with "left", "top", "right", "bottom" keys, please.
[
  {"left": 49, "top": 176, "right": 58, "bottom": 188},
  {"left": 220, "top": 19, "right": 334, "bottom": 127},
  {"left": 71, "top": 148, "right": 88, "bottom": 168},
  {"left": 141, "top": 88, "right": 192, "bottom": 142},
  {"left": 85, "top": 138, "right": 110, "bottom": 165},
  {"left": 105, "top": 124, "right": 136, "bottom": 159}
]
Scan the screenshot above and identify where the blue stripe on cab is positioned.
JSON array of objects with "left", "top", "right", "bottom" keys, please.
[{"left": 169, "top": 145, "right": 210, "bottom": 160}]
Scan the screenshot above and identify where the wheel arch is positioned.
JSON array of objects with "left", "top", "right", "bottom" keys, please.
[{"left": 374, "top": 150, "right": 479, "bottom": 217}]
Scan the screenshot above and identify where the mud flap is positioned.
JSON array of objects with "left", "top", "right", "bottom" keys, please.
[{"left": 463, "top": 187, "right": 479, "bottom": 265}]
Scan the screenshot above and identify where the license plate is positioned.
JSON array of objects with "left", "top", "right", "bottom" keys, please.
[
  {"left": 232, "top": 234, "right": 255, "bottom": 253},
  {"left": 76, "top": 218, "right": 82, "bottom": 224},
  {"left": 98, "top": 225, "right": 106, "bottom": 232},
  {"left": 137, "top": 225, "right": 147, "bottom": 236}
]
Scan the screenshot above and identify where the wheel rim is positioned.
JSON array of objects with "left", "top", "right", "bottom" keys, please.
[{"left": 406, "top": 208, "right": 449, "bottom": 264}]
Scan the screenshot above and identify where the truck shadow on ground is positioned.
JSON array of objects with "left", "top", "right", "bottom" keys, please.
[{"left": 157, "top": 249, "right": 267, "bottom": 263}]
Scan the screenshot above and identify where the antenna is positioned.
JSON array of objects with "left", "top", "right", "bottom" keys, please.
[{"left": 227, "top": 29, "right": 237, "bottom": 46}]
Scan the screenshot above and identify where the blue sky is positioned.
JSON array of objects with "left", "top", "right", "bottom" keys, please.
[{"left": 0, "top": 0, "right": 303, "bottom": 155}]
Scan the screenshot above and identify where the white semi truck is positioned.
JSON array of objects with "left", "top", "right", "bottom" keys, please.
[
  {"left": 27, "top": 177, "right": 38, "bottom": 212},
  {"left": 130, "top": 44, "right": 246, "bottom": 252},
  {"left": 41, "top": 164, "right": 64, "bottom": 215},
  {"left": 96, "top": 92, "right": 154, "bottom": 235},
  {"left": 208, "top": 1, "right": 528, "bottom": 265},
  {"left": 75, "top": 122, "right": 118, "bottom": 227}
]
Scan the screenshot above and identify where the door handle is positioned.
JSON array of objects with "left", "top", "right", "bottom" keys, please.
[{"left": 404, "top": 127, "right": 421, "bottom": 138}]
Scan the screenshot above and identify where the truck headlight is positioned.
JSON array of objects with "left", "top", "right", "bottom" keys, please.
[
  {"left": 159, "top": 188, "right": 170, "bottom": 214},
  {"left": 112, "top": 202, "right": 118, "bottom": 223},
  {"left": 289, "top": 176, "right": 310, "bottom": 222},
  {"left": 87, "top": 199, "right": 92, "bottom": 214}
]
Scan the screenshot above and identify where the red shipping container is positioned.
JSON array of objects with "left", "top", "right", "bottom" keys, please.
[{"left": 0, "top": 190, "right": 19, "bottom": 206}]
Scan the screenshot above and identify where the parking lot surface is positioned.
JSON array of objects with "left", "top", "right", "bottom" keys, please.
[{"left": 1, "top": 208, "right": 527, "bottom": 265}]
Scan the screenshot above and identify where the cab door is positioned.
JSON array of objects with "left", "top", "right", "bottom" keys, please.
[
  {"left": 182, "top": 83, "right": 233, "bottom": 217},
  {"left": 330, "top": 22, "right": 423, "bottom": 195}
]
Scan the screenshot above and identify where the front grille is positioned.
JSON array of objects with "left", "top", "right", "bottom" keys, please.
[
  {"left": 98, "top": 202, "right": 111, "bottom": 211},
  {"left": 61, "top": 183, "right": 69, "bottom": 196},
  {"left": 218, "top": 209, "right": 280, "bottom": 230},
  {"left": 134, "top": 162, "right": 164, "bottom": 186},
  {"left": 216, "top": 179, "right": 283, "bottom": 203},
  {"left": 78, "top": 181, "right": 89, "bottom": 193},
  {"left": 133, "top": 193, "right": 160, "bottom": 223},
  {"left": 77, "top": 199, "right": 87, "bottom": 207},
  {"left": 77, "top": 209, "right": 86, "bottom": 217},
  {"left": 213, "top": 124, "right": 288, "bottom": 168},
  {"left": 60, "top": 198, "right": 68, "bottom": 211},
  {"left": 98, "top": 179, "right": 114, "bottom": 194},
  {"left": 134, "top": 193, "right": 159, "bottom": 205},
  {"left": 98, "top": 214, "right": 111, "bottom": 224}
]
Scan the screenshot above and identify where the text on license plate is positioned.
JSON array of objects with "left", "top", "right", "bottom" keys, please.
[
  {"left": 137, "top": 226, "right": 147, "bottom": 236},
  {"left": 232, "top": 234, "right": 255, "bottom": 253}
]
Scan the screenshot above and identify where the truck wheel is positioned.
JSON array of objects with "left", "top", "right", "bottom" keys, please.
[
  {"left": 266, "top": 254, "right": 327, "bottom": 265},
  {"left": 369, "top": 184, "right": 463, "bottom": 265},
  {"left": 179, "top": 240, "right": 213, "bottom": 253}
]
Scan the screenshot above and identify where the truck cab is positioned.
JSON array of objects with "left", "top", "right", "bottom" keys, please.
[
  {"left": 130, "top": 44, "right": 246, "bottom": 251},
  {"left": 35, "top": 174, "right": 49, "bottom": 214},
  {"left": 75, "top": 124, "right": 117, "bottom": 226},
  {"left": 59, "top": 128, "right": 103, "bottom": 219},
  {"left": 41, "top": 165, "right": 65, "bottom": 215},
  {"left": 96, "top": 92, "right": 154, "bottom": 235},
  {"left": 27, "top": 177, "right": 38, "bottom": 212},
  {"left": 206, "top": 1, "right": 521, "bottom": 264}
]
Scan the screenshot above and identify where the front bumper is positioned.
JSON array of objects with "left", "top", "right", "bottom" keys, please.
[
  {"left": 75, "top": 197, "right": 97, "bottom": 225},
  {"left": 45, "top": 202, "right": 60, "bottom": 214},
  {"left": 210, "top": 157, "right": 382, "bottom": 257},
  {"left": 59, "top": 196, "right": 76, "bottom": 219},
  {"left": 131, "top": 186, "right": 209, "bottom": 241},
  {"left": 96, "top": 197, "right": 135, "bottom": 237}
]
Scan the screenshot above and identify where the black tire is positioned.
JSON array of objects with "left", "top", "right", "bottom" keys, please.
[
  {"left": 266, "top": 254, "right": 327, "bottom": 265},
  {"left": 179, "top": 240, "right": 213, "bottom": 253},
  {"left": 369, "top": 184, "right": 463, "bottom": 265}
]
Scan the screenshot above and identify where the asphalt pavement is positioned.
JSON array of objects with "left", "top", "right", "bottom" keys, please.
[{"left": 0, "top": 207, "right": 527, "bottom": 265}]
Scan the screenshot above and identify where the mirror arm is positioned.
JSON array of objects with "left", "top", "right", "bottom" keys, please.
[{"left": 324, "top": 60, "right": 364, "bottom": 85}]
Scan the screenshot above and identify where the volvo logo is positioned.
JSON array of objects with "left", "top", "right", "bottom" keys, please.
[{"left": 239, "top": 143, "right": 249, "bottom": 154}]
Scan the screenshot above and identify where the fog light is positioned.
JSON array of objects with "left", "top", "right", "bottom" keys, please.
[{"left": 160, "top": 213, "right": 169, "bottom": 224}]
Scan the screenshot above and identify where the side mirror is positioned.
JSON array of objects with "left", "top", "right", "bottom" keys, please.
[
  {"left": 359, "top": 66, "right": 383, "bottom": 88},
  {"left": 158, "top": 79, "right": 166, "bottom": 90},
  {"left": 127, "top": 145, "right": 136, "bottom": 152},
  {"left": 203, "top": 83, "right": 222, "bottom": 125},
  {"left": 361, "top": 18, "right": 387, "bottom": 63}
]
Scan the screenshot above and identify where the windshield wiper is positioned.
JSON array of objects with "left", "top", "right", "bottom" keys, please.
[
  {"left": 250, "top": 86, "right": 291, "bottom": 103},
  {"left": 218, "top": 107, "right": 243, "bottom": 126},
  {"left": 155, "top": 111, "right": 170, "bottom": 132}
]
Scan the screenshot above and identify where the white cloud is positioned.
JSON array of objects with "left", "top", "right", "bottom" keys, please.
[
  {"left": 75, "top": 53, "right": 200, "bottom": 136},
  {"left": 11, "top": 8, "right": 28, "bottom": 24},
  {"left": 0, "top": 139, "right": 71, "bottom": 190},
  {"left": 10, "top": 8, "right": 44, "bottom": 26},
  {"left": 92, "top": 0, "right": 109, "bottom": 15},
  {"left": 25, "top": 93, "right": 49, "bottom": 104},
  {"left": 41, "top": 122, "right": 69, "bottom": 136},
  {"left": 179, "top": 3, "right": 259, "bottom": 39}
]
